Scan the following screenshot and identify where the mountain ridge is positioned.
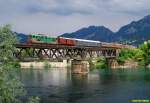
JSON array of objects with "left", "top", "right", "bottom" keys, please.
[
  {"left": 61, "top": 26, "right": 114, "bottom": 42},
  {"left": 61, "top": 15, "right": 150, "bottom": 45}
]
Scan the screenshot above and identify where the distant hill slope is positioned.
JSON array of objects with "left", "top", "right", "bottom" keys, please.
[
  {"left": 61, "top": 26, "right": 114, "bottom": 42},
  {"left": 116, "top": 15, "right": 150, "bottom": 45},
  {"left": 61, "top": 15, "right": 150, "bottom": 45}
]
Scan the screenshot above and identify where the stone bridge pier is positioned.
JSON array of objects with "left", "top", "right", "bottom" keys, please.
[
  {"left": 71, "top": 57, "right": 119, "bottom": 74},
  {"left": 106, "top": 57, "right": 119, "bottom": 69},
  {"left": 71, "top": 59, "right": 89, "bottom": 74}
]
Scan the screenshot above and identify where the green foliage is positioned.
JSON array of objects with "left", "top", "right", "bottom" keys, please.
[
  {"left": 95, "top": 63, "right": 107, "bottom": 69},
  {"left": 27, "top": 97, "right": 40, "bottom": 103},
  {"left": 88, "top": 59, "right": 96, "bottom": 70},
  {"left": 133, "top": 49, "right": 144, "bottom": 60},
  {"left": 89, "top": 57, "right": 107, "bottom": 70},
  {"left": 138, "top": 60, "right": 145, "bottom": 66},
  {"left": 117, "top": 41, "right": 150, "bottom": 67},
  {"left": 117, "top": 48, "right": 143, "bottom": 65},
  {"left": 140, "top": 40, "right": 150, "bottom": 66},
  {"left": 0, "top": 25, "right": 17, "bottom": 64},
  {"left": 0, "top": 68, "right": 26, "bottom": 103},
  {"left": 21, "top": 48, "right": 34, "bottom": 58},
  {"left": 13, "top": 61, "right": 21, "bottom": 68},
  {"left": 95, "top": 57, "right": 107, "bottom": 69},
  {"left": 0, "top": 25, "right": 40, "bottom": 103}
]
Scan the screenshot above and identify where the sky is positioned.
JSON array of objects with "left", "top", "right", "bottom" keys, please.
[{"left": 0, "top": 0, "right": 150, "bottom": 36}]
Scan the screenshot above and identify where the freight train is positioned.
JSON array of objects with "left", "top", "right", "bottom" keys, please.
[{"left": 16, "top": 33, "right": 101, "bottom": 47}]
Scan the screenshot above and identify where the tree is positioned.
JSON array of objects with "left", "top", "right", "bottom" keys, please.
[
  {"left": 0, "top": 25, "right": 39, "bottom": 103},
  {"left": 117, "top": 48, "right": 143, "bottom": 65},
  {"left": 0, "top": 25, "right": 17, "bottom": 64},
  {"left": 140, "top": 40, "right": 150, "bottom": 66}
]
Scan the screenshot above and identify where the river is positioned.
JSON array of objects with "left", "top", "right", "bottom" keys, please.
[{"left": 17, "top": 68, "right": 150, "bottom": 103}]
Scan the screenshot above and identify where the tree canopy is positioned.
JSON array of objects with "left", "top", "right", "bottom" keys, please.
[
  {"left": 117, "top": 48, "right": 143, "bottom": 65},
  {"left": 0, "top": 25, "right": 39, "bottom": 103},
  {"left": 0, "top": 25, "right": 17, "bottom": 64},
  {"left": 140, "top": 40, "right": 150, "bottom": 66}
]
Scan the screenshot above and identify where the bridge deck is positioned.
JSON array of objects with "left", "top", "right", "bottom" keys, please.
[{"left": 15, "top": 43, "right": 122, "bottom": 50}]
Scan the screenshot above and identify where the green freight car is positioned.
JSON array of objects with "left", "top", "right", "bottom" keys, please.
[{"left": 30, "top": 34, "right": 56, "bottom": 43}]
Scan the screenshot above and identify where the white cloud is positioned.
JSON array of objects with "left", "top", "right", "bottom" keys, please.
[
  {"left": 0, "top": 0, "right": 150, "bottom": 35},
  {"left": 105, "top": 0, "right": 150, "bottom": 14}
]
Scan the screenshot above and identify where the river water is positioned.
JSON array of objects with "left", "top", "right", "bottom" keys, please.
[{"left": 17, "top": 68, "right": 150, "bottom": 103}]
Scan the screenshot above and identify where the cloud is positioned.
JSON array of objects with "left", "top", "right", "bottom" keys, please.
[
  {"left": 29, "top": 0, "right": 150, "bottom": 16},
  {"left": 1, "top": 0, "right": 150, "bottom": 15},
  {"left": 101, "top": 0, "right": 150, "bottom": 15},
  {"left": 0, "top": 0, "right": 150, "bottom": 35},
  {"left": 25, "top": 0, "right": 97, "bottom": 15}
]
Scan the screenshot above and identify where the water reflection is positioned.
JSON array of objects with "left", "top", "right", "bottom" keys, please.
[
  {"left": 17, "top": 68, "right": 150, "bottom": 103},
  {"left": 66, "top": 74, "right": 88, "bottom": 103}
]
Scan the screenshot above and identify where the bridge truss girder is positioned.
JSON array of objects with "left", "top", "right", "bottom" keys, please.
[{"left": 14, "top": 47, "right": 120, "bottom": 61}]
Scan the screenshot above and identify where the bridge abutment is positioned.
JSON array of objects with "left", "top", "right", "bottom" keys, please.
[{"left": 71, "top": 59, "right": 89, "bottom": 74}]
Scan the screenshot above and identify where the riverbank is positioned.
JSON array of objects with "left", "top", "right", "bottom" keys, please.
[
  {"left": 20, "top": 60, "right": 69, "bottom": 69},
  {"left": 19, "top": 59, "right": 149, "bottom": 70},
  {"left": 118, "top": 59, "right": 139, "bottom": 69}
]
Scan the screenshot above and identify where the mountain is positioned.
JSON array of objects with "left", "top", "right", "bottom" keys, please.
[
  {"left": 116, "top": 15, "right": 150, "bottom": 45},
  {"left": 61, "top": 26, "right": 114, "bottom": 42},
  {"left": 61, "top": 15, "right": 150, "bottom": 45}
]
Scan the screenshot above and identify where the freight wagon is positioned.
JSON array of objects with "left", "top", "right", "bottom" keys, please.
[
  {"left": 58, "top": 37, "right": 101, "bottom": 47},
  {"left": 57, "top": 37, "right": 75, "bottom": 46}
]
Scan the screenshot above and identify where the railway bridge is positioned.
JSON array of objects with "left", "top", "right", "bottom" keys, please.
[{"left": 15, "top": 43, "right": 135, "bottom": 73}]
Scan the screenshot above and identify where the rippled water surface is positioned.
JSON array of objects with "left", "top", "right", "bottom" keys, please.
[{"left": 17, "top": 68, "right": 150, "bottom": 103}]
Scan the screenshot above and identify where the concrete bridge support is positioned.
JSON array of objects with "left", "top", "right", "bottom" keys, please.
[
  {"left": 71, "top": 59, "right": 89, "bottom": 74},
  {"left": 106, "top": 58, "right": 118, "bottom": 69}
]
